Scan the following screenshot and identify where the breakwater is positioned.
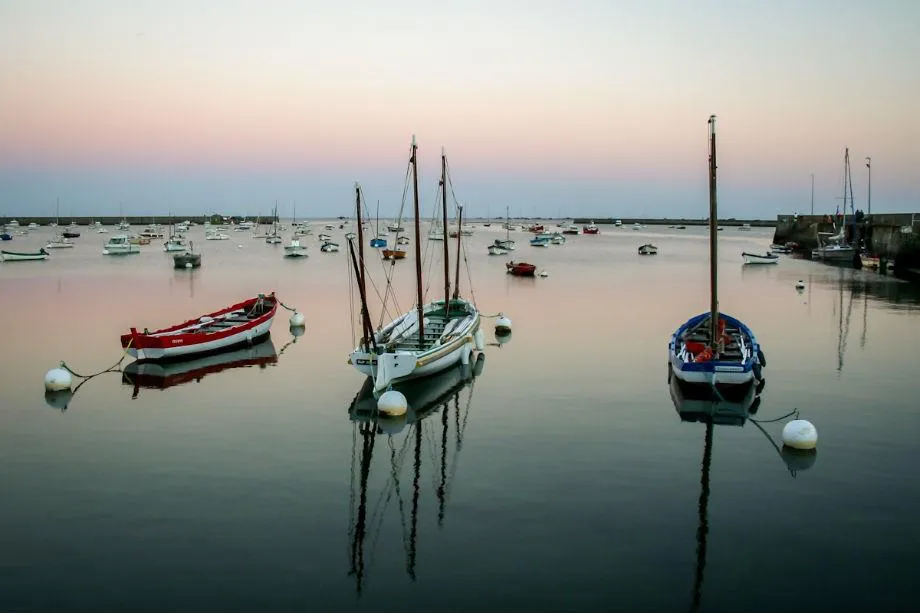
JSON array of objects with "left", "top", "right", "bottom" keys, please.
[{"left": 772, "top": 213, "right": 920, "bottom": 269}]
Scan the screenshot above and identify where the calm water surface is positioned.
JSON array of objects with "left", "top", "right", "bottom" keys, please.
[{"left": 1, "top": 223, "right": 919, "bottom": 612}]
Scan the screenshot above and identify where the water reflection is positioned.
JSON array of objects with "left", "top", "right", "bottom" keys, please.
[
  {"left": 43, "top": 336, "right": 281, "bottom": 411},
  {"left": 346, "top": 353, "right": 485, "bottom": 595},
  {"left": 122, "top": 337, "right": 278, "bottom": 397},
  {"left": 670, "top": 375, "right": 813, "bottom": 612}
]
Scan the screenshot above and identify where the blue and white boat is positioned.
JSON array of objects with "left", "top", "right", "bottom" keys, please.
[
  {"left": 668, "top": 116, "right": 765, "bottom": 401},
  {"left": 529, "top": 236, "right": 550, "bottom": 247}
]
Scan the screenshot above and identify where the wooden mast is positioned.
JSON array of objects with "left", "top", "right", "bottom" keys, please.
[
  {"left": 452, "top": 204, "right": 462, "bottom": 300},
  {"left": 411, "top": 136, "right": 425, "bottom": 345},
  {"left": 352, "top": 183, "right": 375, "bottom": 352},
  {"left": 441, "top": 148, "right": 451, "bottom": 314},
  {"left": 708, "top": 115, "right": 719, "bottom": 353},
  {"left": 355, "top": 183, "right": 368, "bottom": 305}
]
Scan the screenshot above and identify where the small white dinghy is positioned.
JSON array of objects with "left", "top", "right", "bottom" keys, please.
[{"left": 741, "top": 251, "right": 778, "bottom": 265}]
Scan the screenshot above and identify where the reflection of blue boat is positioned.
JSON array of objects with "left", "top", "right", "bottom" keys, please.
[
  {"left": 369, "top": 237, "right": 387, "bottom": 248},
  {"left": 122, "top": 337, "right": 277, "bottom": 395}
]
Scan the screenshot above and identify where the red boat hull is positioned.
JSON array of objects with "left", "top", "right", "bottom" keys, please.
[
  {"left": 506, "top": 262, "right": 536, "bottom": 277},
  {"left": 120, "top": 293, "right": 278, "bottom": 362},
  {"left": 582, "top": 227, "right": 599, "bottom": 234}
]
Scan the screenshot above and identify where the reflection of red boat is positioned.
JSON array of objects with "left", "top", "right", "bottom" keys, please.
[
  {"left": 382, "top": 248, "right": 406, "bottom": 260},
  {"left": 506, "top": 261, "right": 536, "bottom": 276},
  {"left": 122, "top": 338, "right": 278, "bottom": 395},
  {"left": 120, "top": 293, "right": 278, "bottom": 361}
]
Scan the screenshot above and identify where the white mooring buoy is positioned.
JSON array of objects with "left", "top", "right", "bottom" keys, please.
[
  {"left": 782, "top": 419, "right": 818, "bottom": 450},
  {"left": 289, "top": 311, "right": 306, "bottom": 327},
  {"left": 377, "top": 389, "right": 408, "bottom": 416},
  {"left": 795, "top": 280, "right": 806, "bottom": 290},
  {"left": 539, "top": 270, "right": 548, "bottom": 278},
  {"left": 495, "top": 314, "right": 512, "bottom": 335},
  {"left": 44, "top": 367, "right": 73, "bottom": 392}
]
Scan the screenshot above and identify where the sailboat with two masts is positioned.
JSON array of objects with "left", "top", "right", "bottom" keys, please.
[{"left": 347, "top": 136, "right": 484, "bottom": 393}]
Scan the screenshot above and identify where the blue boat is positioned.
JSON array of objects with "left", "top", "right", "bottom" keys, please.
[
  {"left": 668, "top": 116, "right": 765, "bottom": 401},
  {"left": 0, "top": 233, "right": 11, "bottom": 241},
  {"left": 529, "top": 236, "right": 550, "bottom": 247},
  {"left": 370, "top": 237, "right": 387, "bottom": 248}
]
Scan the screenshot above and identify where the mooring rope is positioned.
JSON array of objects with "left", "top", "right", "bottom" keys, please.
[
  {"left": 59, "top": 338, "right": 133, "bottom": 379},
  {"left": 749, "top": 408, "right": 799, "bottom": 424}
]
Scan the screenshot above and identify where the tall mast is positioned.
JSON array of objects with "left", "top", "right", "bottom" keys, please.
[
  {"left": 865, "top": 157, "right": 872, "bottom": 216},
  {"left": 452, "top": 204, "right": 463, "bottom": 300},
  {"left": 810, "top": 174, "right": 814, "bottom": 216},
  {"left": 441, "top": 148, "right": 451, "bottom": 313},
  {"left": 708, "top": 115, "right": 719, "bottom": 352},
  {"left": 353, "top": 183, "right": 373, "bottom": 350},
  {"left": 411, "top": 136, "right": 425, "bottom": 345}
]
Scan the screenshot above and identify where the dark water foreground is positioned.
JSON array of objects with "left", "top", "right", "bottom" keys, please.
[{"left": 1, "top": 224, "right": 919, "bottom": 612}]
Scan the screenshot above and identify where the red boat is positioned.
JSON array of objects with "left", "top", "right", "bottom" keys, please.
[
  {"left": 506, "top": 261, "right": 537, "bottom": 277},
  {"left": 528, "top": 224, "right": 545, "bottom": 233},
  {"left": 120, "top": 293, "right": 278, "bottom": 361},
  {"left": 382, "top": 248, "right": 406, "bottom": 260},
  {"left": 582, "top": 221, "right": 599, "bottom": 234}
]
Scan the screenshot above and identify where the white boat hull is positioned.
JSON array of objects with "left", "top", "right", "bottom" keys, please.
[
  {"left": 130, "top": 318, "right": 275, "bottom": 361},
  {"left": 349, "top": 305, "right": 481, "bottom": 392}
]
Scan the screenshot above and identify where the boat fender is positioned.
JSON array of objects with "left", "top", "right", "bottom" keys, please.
[
  {"left": 757, "top": 348, "right": 766, "bottom": 367},
  {"left": 752, "top": 362, "right": 762, "bottom": 380}
]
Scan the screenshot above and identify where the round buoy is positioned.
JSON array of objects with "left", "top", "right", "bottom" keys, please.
[
  {"left": 495, "top": 314, "right": 512, "bottom": 335},
  {"left": 44, "top": 389, "right": 74, "bottom": 411},
  {"left": 185, "top": 262, "right": 192, "bottom": 269},
  {"left": 44, "top": 367, "right": 73, "bottom": 392},
  {"left": 289, "top": 311, "right": 306, "bottom": 327},
  {"left": 539, "top": 270, "right": 549, "bottom": 277},
  {"left": 782, "top": 419, "right": 818, "bottom": 450},
  {"left": 795, "top": 280, "right": 805, "bottom": 290},
  {"left": 237, "top": 244, "right": 244, "bottom": 249},
  {"left": 377, "top": 390, "right": 408, "bottom": 416}
]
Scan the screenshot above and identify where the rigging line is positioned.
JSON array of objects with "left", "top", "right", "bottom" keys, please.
[
  {"left": 748, "top": 408, "right": 799, "bottom": 424},
  {"left": 443, "top": 384, "right": 476, "bottom": 505},
  {"left": 347, "top": 422, "right": 359, "bottom": 557},
  {"left": 367, "top": 427, "right": 414, "bottom": 545},
  {"left": 387, "top": 434, "right": 413, "bottom": 562},
  {"left": 367, "top": 428, "right": 416, "bottom": 568}
]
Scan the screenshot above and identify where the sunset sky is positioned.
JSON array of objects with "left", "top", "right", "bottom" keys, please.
[{"left": 1, "top": 0, "right": 917, "bottom": 219}]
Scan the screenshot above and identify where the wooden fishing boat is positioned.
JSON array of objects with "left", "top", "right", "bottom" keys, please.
[
  {"left": 668, "top": 116, "right": 765, "bottom": 402},
  {"left": 1, "top": 247, "right": 49, "bottom": 262},
  {"left": 506, "top": 261, "right": 536, "bottom": 276},
  {"left": 347, "top": 138, "right": 482, "bottom": 394},
  {"left": 173, "top": 242, "right": 201, "bottom": 268},
  {"left": 382, "top": 247, "right": 406, "bottom": 260},
  {"left": 119, "top": 293, "right": 278, "bottom": 362}
]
